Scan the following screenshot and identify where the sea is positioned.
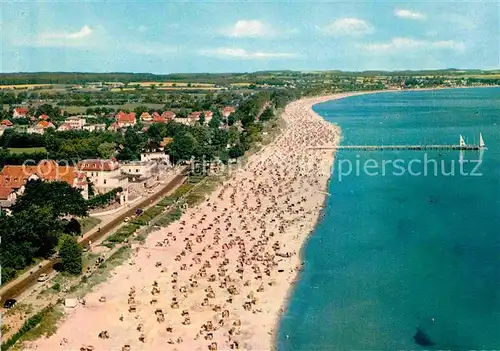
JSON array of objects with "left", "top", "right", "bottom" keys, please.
[{"left": 277, "top": 87, "right": 500, "bottom": 350}]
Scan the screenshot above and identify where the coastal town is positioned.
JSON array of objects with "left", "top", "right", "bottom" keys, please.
[{"left": 0, "top": 69, "right": 499, "bottom": 349}]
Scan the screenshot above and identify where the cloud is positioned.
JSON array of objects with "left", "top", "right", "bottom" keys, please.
[
  {"left": 394, "top": 9, "right": 426, "bottom": 20},
  {"left": 41, "top": 25, "right": 93, "bottom": 40},
  {"left": 224, "top": 20, "right": 272, "bottom": 38},
  {"left": 34, "top": 25, "right": 95, "bottom": 47},
  {"left": 317, "top": 18, "right": 374, "bottom": 36},
  {"left": 199, "top": 47, "right": 300, "bottom": 60},
  {"left": 364, "top": 37, "right": 466, "bottom": 53}
]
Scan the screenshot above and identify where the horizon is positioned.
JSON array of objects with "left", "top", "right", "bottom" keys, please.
[
  {"left": 2, "top": 0, "right": 499, "bottom": 73},
  {"left": 2, "top": 68, "right": 499, "bottom": 76}
]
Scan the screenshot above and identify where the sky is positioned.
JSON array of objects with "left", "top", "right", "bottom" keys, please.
[{"left": 1, "top": 0, "right": 499, "bottom": 73}]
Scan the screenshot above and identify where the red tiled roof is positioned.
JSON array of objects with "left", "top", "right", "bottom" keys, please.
[
  {"left": 161, "top": 111, "right": 176, "bottom": 119},
  {"left": 0, "top": 160, "right": 83, "bottom": 190},
  {"left": 39, "top": 114, "right": 49, "bottom": 120},
  {"left": 223, "top": 107, "right": 235, "bottom": 113},
  {"left": 140, "top": 112, "right": 152, "bottom": 120},
  {"left": 37, "top": 121, "right": 55, "bottom": 129},
  {"left": 14, "top": 107, "right": 29, "bottom": 115},
  {"left": 77, "top": 159, "right": 119, "bottom": 172},
  {"left": 203, "top": 111, "right": 213, "bottom": 118},
  {"left": 116, "top": 111, "right": 136, "bottom": 123},
  {"left": 1, "top": 119, "right": 13, "bottom": 126},
  {"left": 152, "top": 112, "right": 161, "bottom": 118},
  {"left": 0, "top": 186, "right": 14, "bottom": 200},
  {"left": 153, "top": 115, "right": 167, "bottom": 123}
]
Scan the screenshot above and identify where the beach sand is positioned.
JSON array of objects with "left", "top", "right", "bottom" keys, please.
[{"left": 30, "top": 93, "right": 358, "bottom": 351}]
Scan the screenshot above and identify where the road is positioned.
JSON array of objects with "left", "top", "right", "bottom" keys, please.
[{"left": 0, "top": 171, "right": 187, "bottom": 305}]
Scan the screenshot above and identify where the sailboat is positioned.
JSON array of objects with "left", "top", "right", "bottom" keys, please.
[
  {"left": 459, "top": 135, "right": 466, "bottom": 147},
  {"left": 479, "top": 133, "right": 487, "bottom": 149}
]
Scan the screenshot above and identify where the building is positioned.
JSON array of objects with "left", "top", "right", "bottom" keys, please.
[
  {"left": 77, "top": 159, "right": 128, "bottom": 200},
  {"left": 161, "top": 111, "right": 176, "bottom": 120},
  {"left": 1, "top": 119, "right": 14, "bottom": 127},
  {"left": 140, "top": 151, "right": 170, "bottom": 164},
  {"left": 140, "top": 112, "right": 153, "bottom": 123},
  {"left": 39, "top": 114, "right": 50, "bottom": 120},
  {"left": 203, "top": 111, "right": 214, "bottom": 123},
  {"left": 57, "top": 123, "right": 73, "bottom": 132},
  {"left": 222, "top": 106, "right": 235, "bottom": 118},
  {"left": 83, "top": 123, "right": 106, "bottom": 132},
  {"left": 120, "top": 161, "right": 157, "bottom": 181},
  {"left": 0, "top": 186, "right": 17, "bottom": 208},
  {"left": 0, "top": 160, "right": 89, "bottom": 205},
  {"left": 115, "top": 111, "right": 136, "bottom": 128},
  {"left": 27, "top": 121, "right": 55, "bottom": 134},
  {"left": 64, "top": 116, "right": 86, "bottom": 129},
  {"left": 12, "top": 107, "right": 29, "bottom": 119}
]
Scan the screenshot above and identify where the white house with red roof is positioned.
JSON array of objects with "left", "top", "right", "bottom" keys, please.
[
  {"left": 115, "top": 111, "right": 137, "bottom": 128},
  {"left": 39, "top": 114, "right": 50, "bottom": 120},
  {"left": 77, "top": 158, "right": 129, "bottom": 200},
  {"left": 161, "top": 111, "right": 176, "bottom": 120},
  {"left": 140, "top": 112, "right": 153, "bottom": 122},
  {"left": 222, "top": 106, "right": 235, "bottom": 118},
  {"left": 1, "top": 119, "right": 13, "bottom": 127},
  {"left": 27, "top": 121, "right": 55, "bottom": 134},
  {"left": 12, "top": 107, "right": 30, "bottom": 119},
  {"left": 203, "top": 111, "right": 214, "bottom": 123}
]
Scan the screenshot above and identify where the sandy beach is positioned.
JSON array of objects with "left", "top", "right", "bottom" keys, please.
[{"left": 30, "top": 93, "right": 360, "bottom": 351}]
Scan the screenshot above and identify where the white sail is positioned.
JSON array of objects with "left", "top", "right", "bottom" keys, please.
[
  {"left": 459, "top": 135, "right": 466, "bottom": 147},
  {"left": 479, "top": 133, "right": 486, "bottom": 148}
]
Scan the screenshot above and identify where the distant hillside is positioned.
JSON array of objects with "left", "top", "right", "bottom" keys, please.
[{"left": 1, "top": 69, "right": 498, "bottom": 85}]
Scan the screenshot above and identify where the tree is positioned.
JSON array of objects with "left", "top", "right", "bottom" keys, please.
[
  {"left": 259, "top": 107, "right": 274, "bottom": 122},
  {"left": 64, "top": 218, "right": 82, "bottom": 235},
  {"left": 59, "top": 235, "right": 83, "bottom": 275},
  {"left": 168, "top": 132, "right": 198, "bottom": 162},
  {"left": 199, "top": 112, "right": 206, "bottom": 125},
  {"left": 97, "top": 142, "right": 116, "bottom": 159},
  {"left": 12, "top": 180, "right": 88, "bottom": 218}
]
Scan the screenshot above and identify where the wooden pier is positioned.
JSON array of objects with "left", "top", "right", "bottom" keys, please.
[
  {"left": 309, "top": 134, "right": 486, "bottom": 152},
  {"left": 310, "top": 144, "right": 482, "bottom": 151}
]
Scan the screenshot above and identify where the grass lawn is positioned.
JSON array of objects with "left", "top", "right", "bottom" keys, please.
[
  {"left": 78, "top": 217, "right": 102, "bottom": 234},
  {"left": 8, "top": 147, "right": 47, "bottom": 154}
]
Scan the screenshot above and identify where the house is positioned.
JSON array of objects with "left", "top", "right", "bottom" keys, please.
[
  {"left": 173, "top": 117, "right": 190, "bottom": 126},
  {"left": 0, "top": 160, "right": 89, "bottom": 203},
  {"left": 140, "top": 112, "right": 153, "bottom": 122},
  {"left": 115, "top": 111, "right": 136, "bottom": 128},
  {"left": 120, "top": 161, "right": 157, "bottom": 181},
  {"left": 0, "top": 126, "right": 8, "bottom": 136},
  {"left": 27, "top": 121, "right": 55, "bottom": 134},
  {"left": 222, "top": 106, "right": 235, "bottom": 118},
  {"left": 203, "top": 111, "right": 214, "bottom": 123},
  {"left": 83, "top": 123, "right": 106, "bottom": 132},
  {"left": 64, "top": 116, "right": 86, "bottom": 130},
  {"left": 57, "top": 123, "right": 73, "bottom": 132},
  {"left": 12, "top": 107, "right": 29, "bottom": 119},
  {"left": 77, "top": 159, "right": 129, "bottom": 200},
  {"left": 140, "top": 151, "right": 170, "bottom": 164},
  {"left": 0, "top": 186, "right": 17, "bottom": 208},
  {"left": 1, "top": 119, "right": 14, "bottom": 127},
  {"left": 39, "top": 114, "right": 50, "bottom": 120},
  {"left": 153, "top": 114, "right": 167, "bottom": 124},
  {"left": 161, "top": 111, "right": 176, "bottom": 120}
]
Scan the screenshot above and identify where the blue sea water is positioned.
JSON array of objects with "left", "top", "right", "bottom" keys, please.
[{"left": 277, "top": 87, "right": 500, "bottom": 350}]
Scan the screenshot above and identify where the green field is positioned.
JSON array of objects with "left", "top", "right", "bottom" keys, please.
[{"left": 8, "top": 147, "right": 47, "bottom": 154}]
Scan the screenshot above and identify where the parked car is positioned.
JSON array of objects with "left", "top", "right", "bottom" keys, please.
[
  {"left": 3, "top": 299, "right": 17, "bottom": 309},
  {"left": 37, "top": 273, "right": 49, "bottom": 282},
  {"left": 135, "top": 209, "right": 143, "bottom": 216},
  {"left": 124, "top": 217, "right": 130, "bottom": 222}
]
